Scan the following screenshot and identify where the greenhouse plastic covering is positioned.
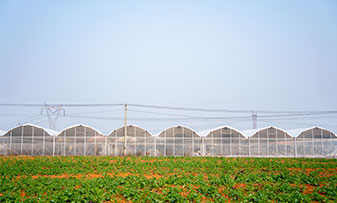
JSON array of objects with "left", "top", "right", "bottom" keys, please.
[{"left": 0, "top": 124, "right": 336, "bottom": 158}]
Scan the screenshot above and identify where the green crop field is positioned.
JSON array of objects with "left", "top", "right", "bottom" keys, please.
[{"left": 0, "top": 156, "right": 336, "bottom": 202}]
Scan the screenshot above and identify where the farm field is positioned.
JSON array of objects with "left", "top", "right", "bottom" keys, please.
[{"left": 0, "top": 156, "right": 336, "bottom": 202}]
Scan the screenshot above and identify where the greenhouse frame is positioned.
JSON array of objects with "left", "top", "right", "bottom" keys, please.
[
  {"left": 199, "top": 126, "right": 249, "bottom": 157},
  {"left": 155, "top": 126, "right": 201, "bottom": 157},
  {"left": 243, "top": 127, "right": 295, "bottom": 157},
  {"left": 0, "top": 123, "right": 336, "bottom": 157},
  {"left": 289, "top": 127, "right": 337, "bottom": 158},
  {"left": 106, "top": 125, "right": 155, "bottom": 156},
  {"left": 0, "top": 124, "right": 58, "bottom": 156},
  {"left": 55, "top": 124, "right": 104, "bottom": 156}
]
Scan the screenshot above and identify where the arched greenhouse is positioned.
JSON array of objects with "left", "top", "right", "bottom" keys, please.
[
  {"left": 55, "top": 124, "right": 104, "bottom": 156},
  {"left": 106, "top": 125, "right": 154, "bottom": 156},
  {"left": 244, "top": 127, "right": 295, "bottom": 157},
  {"left": 0, "top": 124, "right": 58, "bottom": 156},
  {"left": 155, "top": 126, "right": 202, "bottom": 156},
  {"left": 289, "top": 127, "right": 337, "bottom": 158},
  {"left": 0, "top": 123, "right": 336, "bottom": 157},
  {"left": 200, "top": 126, "right": 248, "bottom": 157}
]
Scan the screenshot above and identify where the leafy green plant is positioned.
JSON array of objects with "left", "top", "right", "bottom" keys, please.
[{"left": 0, "top": 156, "right": 336, "bottom": 202}]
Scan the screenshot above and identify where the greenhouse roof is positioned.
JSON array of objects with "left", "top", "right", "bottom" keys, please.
[
  {"left": 1, "top": 123, "right": 59, "bottom": 136},
  {"left": 154, "top": 125, "right": 200, "bottom": 137},
  {"left": 106, "top": 124, "right": 154, "bottom": 137},
  {"left": 287, "top": 126, "right": 337, "bottom": 138},
  {"left": 58, "top": 124, "right": 103, "bottom": 136},
  {"left": 242, "top": 126, "right": 292, "bottom": 137},
  {"left": 198, "top": 125, "right": 247, "bottom": 138}
]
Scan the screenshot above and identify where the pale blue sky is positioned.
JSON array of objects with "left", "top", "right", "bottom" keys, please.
[{"left": 1, "top": 0, "right": 337, "bottom": 134}]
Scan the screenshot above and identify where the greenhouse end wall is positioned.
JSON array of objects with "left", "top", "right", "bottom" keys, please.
[{"left": 0, "top": 124, "right": 336, "bottom": 158}]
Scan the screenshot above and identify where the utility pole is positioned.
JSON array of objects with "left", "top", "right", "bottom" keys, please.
[
  {"left": 252, "top": 111, "right": 257, "bottom": 129},
  {"left": 41, "top": 104, "right": 65, "bottom": 130},
  {"left": 124, "top": 104, "right": 127, "bottom": 155}
]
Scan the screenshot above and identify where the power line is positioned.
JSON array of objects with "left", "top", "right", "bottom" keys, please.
[
  {"left": 258, "top": 115, "right": 337, "bottom": 122},
  {"left": 0, "top": 115, "right": 44, "bottom": 129},
  {"left": 65, "top": 115, "right": 253, "bottom": 121},
  {"left": 1, "top": 102, "right": 337, "bottom": 114},
  {"left": 0, "top": 114, "right": 38, "bottom": 117},
  {"left": 127, "top": 109, "right": 203, "bottom": 118},
  {"left": 127, "top": 104, "right": 337, "bottom": 114},
  {"left": 66, "top": 109, "right": 123, "bottom": 115},
  {"left": 0, "top": 103, "right": 124, "bottom": 107},
  {"left": 1, "top": 103, "right": 337, "bottom": 131},
  {"left": 258, "top": 119, "right": 337, "bottom": 128},
  {"left": 127, "top": 104, "right": 252, "bottom": 113},
  {"left": 64, "top": 113, "right": 337, "bottom": 121},
  {"left": 0, "top": 103, "right": 44, "bottom": 107}
]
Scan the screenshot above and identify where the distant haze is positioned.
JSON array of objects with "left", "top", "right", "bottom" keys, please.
[{"left": 1, "top": 0, "right": 337, "bottom": 134}]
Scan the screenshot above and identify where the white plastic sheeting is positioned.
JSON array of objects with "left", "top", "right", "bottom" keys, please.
[
  {"left": 199, "top": 126, "right": 248, "bottom": 157},
  {"left": 243, "top": 127, "right": 295, "bottom": 157},
  {"left": 0, "top": 130, "right": 6, "bottom": 136},
  {"left": 0, "top": 124, "right": 336, "bottom": 157},
  {"left": 106, "top": 125, "right": 154, "bottom": 156},
  {"left": 0, "top": 124, "right": 58, "bottom": 156},
  {"left": 290, "top": 127, "right": 337, "bottom": 158},
  {"left": 155, "top": 126, "right": 201, "bottom": 156},
  {"left": 55, "top": 124, "right": 104, "bottom": 156}
]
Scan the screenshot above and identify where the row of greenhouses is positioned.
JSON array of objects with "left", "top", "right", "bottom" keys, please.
[{"left": 0, "top": 124, "right": 336, "bottom": 157}]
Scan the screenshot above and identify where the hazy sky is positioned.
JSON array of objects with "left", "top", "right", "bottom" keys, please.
[{"left": 1, "top": 0, "right": 337, "bottom": 134}]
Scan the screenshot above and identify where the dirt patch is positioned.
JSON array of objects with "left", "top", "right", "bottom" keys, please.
[
  {"left": 180, "top": 190, "right": 189, "bottom": 197},
  {"left": 287, "top": 168, "right": 302, "bottom": 172},
  {"left": 20, "top": 156, "right": 35, "bottom": 160},
  {"left": 288, "top": 168, "right": 337, "bottom": 176},
  {"left": 86, "top": 173, "right": 103, "bottom": 179},
  {"left": 139, "top": 160, "right": 157, "bottom": 163},
  {"left": 104, "top": 194, "right": 132, "bottom": 203},
  {"left": 289, "top": 183, "right": 297, "bottom": 187},
  {"left": 20, "top": 190, "right": 25, "bottom": 197},
  {"left": 203, "top": 174, "right": 208, "bottom": 181},
  {"left": 3, "top": 156, "right": 36, "bottom": 161},
  {"left": 300, "top": 161, "right": 337, "bottom": 165},
  {"left": 33, "top": 174, "right": 71, "bottom": 179},
  {"left": 303, "top": 184, "right": 315, "bottom": 194},
  {"left": 144, "top": 174, "right": 164, "bottom": 179},
  {"left": 326, "top": 168, "right": 337, "bottom": 172},
  {"left": 72, "top": 174, "right": 84, "bottom": 179},
  {"left": 287, "top": 168, "right": 318, "bottom": 175},
  {"left": 319, "top": 171, "right": 335, "bottom": 177},
  {"left": 109, "top": 172, "right": 164, "bottom": 179},
  {"left": 114, "top": 172, "right": 138, "bottom": 178},
  {"left": 290, "top": 184, "right": 324, "bottom": 195},
  {"left": 218, "top": 186, "right": 230, "bottom": 199},
  {"left": 152, "top": 188, "right": 163, "bottom": 195},
  {"left": 233, "top": 183, "right": 247, "bottom": 189},
  {"left": 31, "top": 174, "right": 85, "bottom": 179}
]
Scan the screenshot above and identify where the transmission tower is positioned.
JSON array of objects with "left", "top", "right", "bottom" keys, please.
[
  {"left": 41, "top": 104, "right": 65, "bottom": 130},
  {"left": 252, "top": 111, "right": 257, "bottom": 129}
]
